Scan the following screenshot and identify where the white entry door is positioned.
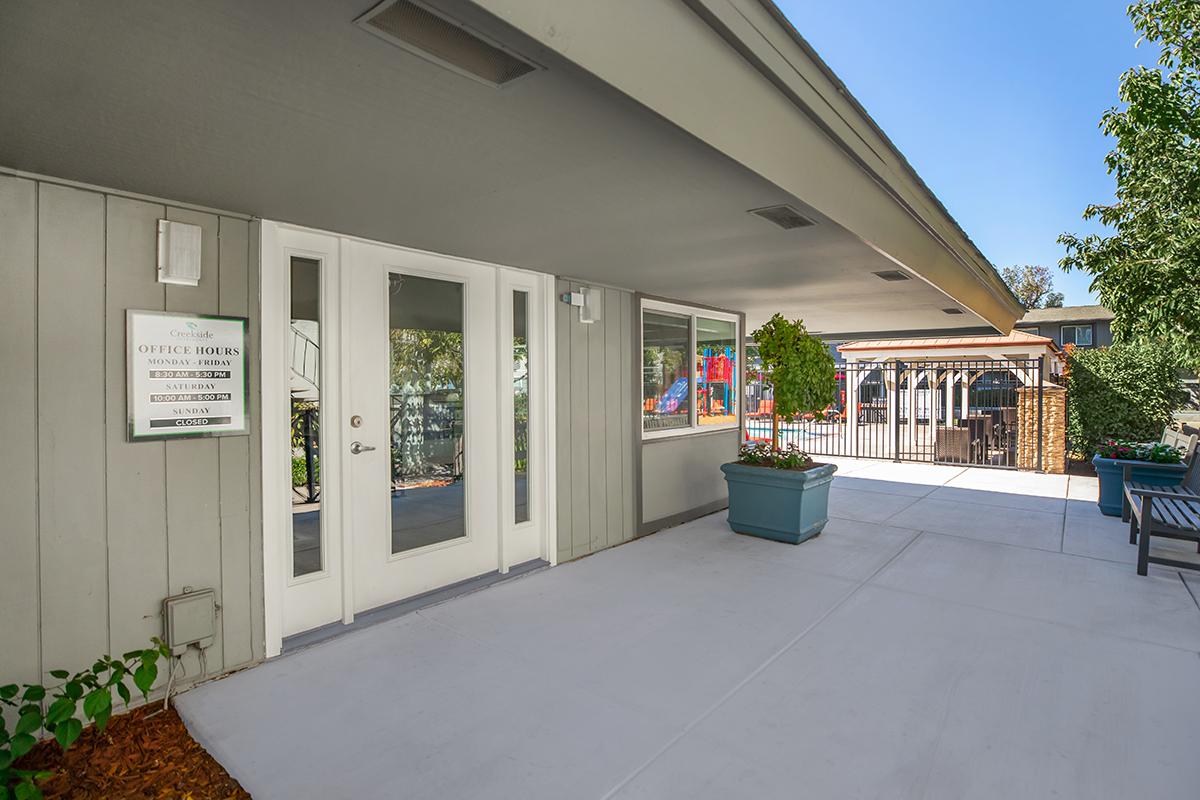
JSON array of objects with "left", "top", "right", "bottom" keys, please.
[
  {"left": 270, "top": 224, "right": 553, "bottom": 646},
  {"left": 345, "top": 239, "right": 502, "bottom": 612}
]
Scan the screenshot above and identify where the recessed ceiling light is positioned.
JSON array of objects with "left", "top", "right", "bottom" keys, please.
[
  {"left": 357, "top": 0, "right": 539, "bottom": 87},
  {"left": 942, "top": 307, "right": 964, "bottom": 315},
  {"left": 748, "top": 205, "right": 815, "bottom": 230},
  {"left": 872, "top": 270, "right": 910, "bottom": 282}
]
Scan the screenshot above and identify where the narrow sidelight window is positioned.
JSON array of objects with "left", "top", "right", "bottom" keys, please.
[
  {"left": 290, "top": 257, "right": 323, "bottom": 577},
  {"left": 513, "top": 290, "right": 530, "bottom": 524}
]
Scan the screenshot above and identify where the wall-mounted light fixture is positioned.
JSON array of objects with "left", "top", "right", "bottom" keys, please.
[
  {"left": 559, "top": 286, "right": 602, "bottom": 324},
  {"left": 157, "top": 219, "right": 202, "bottom": 286}
]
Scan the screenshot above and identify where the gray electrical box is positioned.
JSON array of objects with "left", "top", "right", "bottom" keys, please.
[{"left": 162, "top": 588, "right": 216, "bottom": 656}]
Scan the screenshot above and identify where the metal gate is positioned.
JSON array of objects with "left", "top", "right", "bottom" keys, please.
[{"left": 745, "top": 358, "right": 1046, "bottom": 469}]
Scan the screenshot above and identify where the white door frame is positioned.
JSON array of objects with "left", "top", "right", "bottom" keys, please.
[
  {"left": 497, "top": 267, "right": 552, "bottom": 572},
  {"left": 260, "top": 220, "right": 557, "bottom": 658}
]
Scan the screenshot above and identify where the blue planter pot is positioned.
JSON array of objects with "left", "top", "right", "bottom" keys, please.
[
  {"left": 720, "top": 461, "right": 838, "bottom": 544},
  {"left": 1092, "top": 454, "right": 1187, "bottom": 516}
]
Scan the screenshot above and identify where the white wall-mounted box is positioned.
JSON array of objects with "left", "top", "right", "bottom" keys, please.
[{"left": 156, "top": 219, "right": 202, "bottom": 286}]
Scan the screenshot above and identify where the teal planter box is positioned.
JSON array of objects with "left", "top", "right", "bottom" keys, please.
[
  {"left": 721, "top": 461, "right": 838, "bottom": 544},
  {"left": 1092, "top": 454, "right": 1187, "bottom": 516}
]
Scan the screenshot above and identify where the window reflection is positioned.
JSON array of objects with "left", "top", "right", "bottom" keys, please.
[
  {"left": 513, "top": 291, "right": 530, "bottom": 524},
  {"left": 389, "top": 273, "right": 467, "bottom": 554},
  {"left": 642, "top": 311, "right": 691, "bottom": 431},
  {"left": 697, "top": 317, "right": 737, "bottom": 425},
  {"left": 290, "top": 257, "right": 322, "bottom": 577}
]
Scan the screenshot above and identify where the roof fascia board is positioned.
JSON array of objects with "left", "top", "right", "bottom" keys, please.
[
  {"left": 677, "top": 0, "right": 1021, "bottom": 321},
  {"left": 843, "top": 346, "right": 1053, "bottom": 361},
  {"left": 467, "top": 0, "right": 1022, "bottom": 331},
  {"left": 745, "top": 1, "right": 1007, "bottom": 287}
]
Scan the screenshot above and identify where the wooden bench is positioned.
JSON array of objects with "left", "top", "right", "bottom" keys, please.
[
  {"left": 1120, "top": 426, "right": 1198, "bottom": 521},
  {"left": 1124, "top": 442, "right": 1200, "bottom": 576}
]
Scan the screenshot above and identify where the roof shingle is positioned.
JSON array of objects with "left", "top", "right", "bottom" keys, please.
[{"left": 1018, "top": 304, "right": 1113, "bottom": 324}]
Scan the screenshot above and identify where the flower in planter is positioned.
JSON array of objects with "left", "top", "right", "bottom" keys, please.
[
  {"left": 1095, "top": 438, "right": 1184, "bottom": 464},
  {"left": 737, "top": 441, "right": 815, "bottom": 470}
]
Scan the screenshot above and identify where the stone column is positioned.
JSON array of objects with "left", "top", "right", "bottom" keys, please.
[{"left": 1016, "top": 385, "right": 1066, "bottom": 474}]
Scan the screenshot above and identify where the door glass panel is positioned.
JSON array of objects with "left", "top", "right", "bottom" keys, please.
[
  {"left": 388, "top": 273, "right": 466, "bottom": 554},
  {"left": 513, "top": 290, "right": 530, "bottom": 524},
  {"left": 290, "top": 257, "right": 322, "bottom": 577}
]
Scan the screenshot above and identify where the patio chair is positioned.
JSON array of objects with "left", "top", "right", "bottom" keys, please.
[
  {"left": 1124, "top": 442, "right": 1200, "bottom": 576},
  {"left": 934, "top": 426, "right": 970, "bottom": 463}
]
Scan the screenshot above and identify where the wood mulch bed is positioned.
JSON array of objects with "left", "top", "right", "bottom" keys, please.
[
  {"left": 14, "top": 703, "right": 250, "bottom": 799},
  {"left": 1066, "top": 457, "right": 1097, "bottom": 477}
]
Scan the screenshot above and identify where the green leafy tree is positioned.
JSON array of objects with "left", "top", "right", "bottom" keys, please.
[
  {"left": 389, "top": 328, "right": 464, "bottom": 481},
  {"left": 1000, "top": 264, "right": 1062, "bottom": 309},
  {"left": 1059, "top": 0, "right": 1200, "bottom": 369},
  {"left": 389, "top": 329, "right": 463, "bottom": 391},
  {"left": 751, "top": 314, "right": 836, "bottom": 450}
]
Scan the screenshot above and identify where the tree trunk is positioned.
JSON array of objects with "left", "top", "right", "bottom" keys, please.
[{"left": 771, "top": 410, "right": 779, "bottom": 451}]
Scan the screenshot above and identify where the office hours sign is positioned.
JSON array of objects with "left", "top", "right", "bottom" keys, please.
[{"left": 127, "top": 310, "right": 249, "bottom": 440}]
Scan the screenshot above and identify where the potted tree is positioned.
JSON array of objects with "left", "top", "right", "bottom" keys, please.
[{"left": 721, "top": 314, "right": 837, "bottom": 543}]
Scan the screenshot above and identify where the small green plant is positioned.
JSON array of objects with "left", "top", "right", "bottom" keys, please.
[
  {"left": 751, "top": 313, "right": 836, "bottom": 452},
  {"left": 291, "top": 454, "right": 319, "bottom": 487},
  {"left": 1094, "top": 438, "right": 1185, "bottom": 464},
  {"left": 738, "top": 441, "right": 815, "bottom": 471},
  {"left": 1, "top": 639, "right": 170, "bottom": 800}
]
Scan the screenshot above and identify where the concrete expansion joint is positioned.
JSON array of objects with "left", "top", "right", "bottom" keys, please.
[
  {"left": 600, "top": 528, "right": 924, "bottom": 799},
  {"left": 870, "top": 572, "right": 1200, "bottom": 657}
]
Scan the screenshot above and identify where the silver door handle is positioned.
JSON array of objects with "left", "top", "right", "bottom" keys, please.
[{"left": 349, "top": 441, "right": 376, "bottom": 455}]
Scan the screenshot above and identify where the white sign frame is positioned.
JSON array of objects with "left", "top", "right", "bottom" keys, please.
[{"left": 126, "top": 309, "right": 250, "bottom": 441}]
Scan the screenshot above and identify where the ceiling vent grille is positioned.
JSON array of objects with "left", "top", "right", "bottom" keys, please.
[
  {"left": 942, "top": 307, "right": 965, "bottom": 315},
  {"left": 357, "top": 0, "right": 538, "bottom": 87},
  {"left": 748, "top": 204, "right": 815, "bottom": 230},
  {"left": 872, "top": 270, "right": 910, "bottom": 282}
]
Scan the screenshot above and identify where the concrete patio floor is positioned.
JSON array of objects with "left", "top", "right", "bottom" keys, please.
[{"left": 177, "top": 459, "right": 1200, "bottom": 799}]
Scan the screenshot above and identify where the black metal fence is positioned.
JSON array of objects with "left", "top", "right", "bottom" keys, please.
[{"left": 746, "top": 358, "right": 1046, "bottom": 469}]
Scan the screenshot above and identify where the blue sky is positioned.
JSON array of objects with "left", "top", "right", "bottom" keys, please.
[{"left": 776, "top": 0, "right": 1147, "bottom": 306}]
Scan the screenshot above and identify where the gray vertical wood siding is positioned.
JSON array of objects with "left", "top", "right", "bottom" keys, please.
[
  {"left": 640, "top": 430, "right": 738, "bottom": 527},
  {"left": 554, "top": 279, "right": 635, "bottom": 561},
  {"left": 0, "top": 174, "right": 262, "bottom": 690},
  {"left": 0, "top": 174, "right": 40, "bottom": 693}
]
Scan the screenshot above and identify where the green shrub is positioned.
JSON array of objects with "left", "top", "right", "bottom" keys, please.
[
  {"left": 291, "top": 455, "right": 319, "bottom": 487},
  {"left": 1066, "top": 342, "right": 1188, "bottom": 456},
  {"left": 1, "top": 639, "right": 169, "bottom": 799}
]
